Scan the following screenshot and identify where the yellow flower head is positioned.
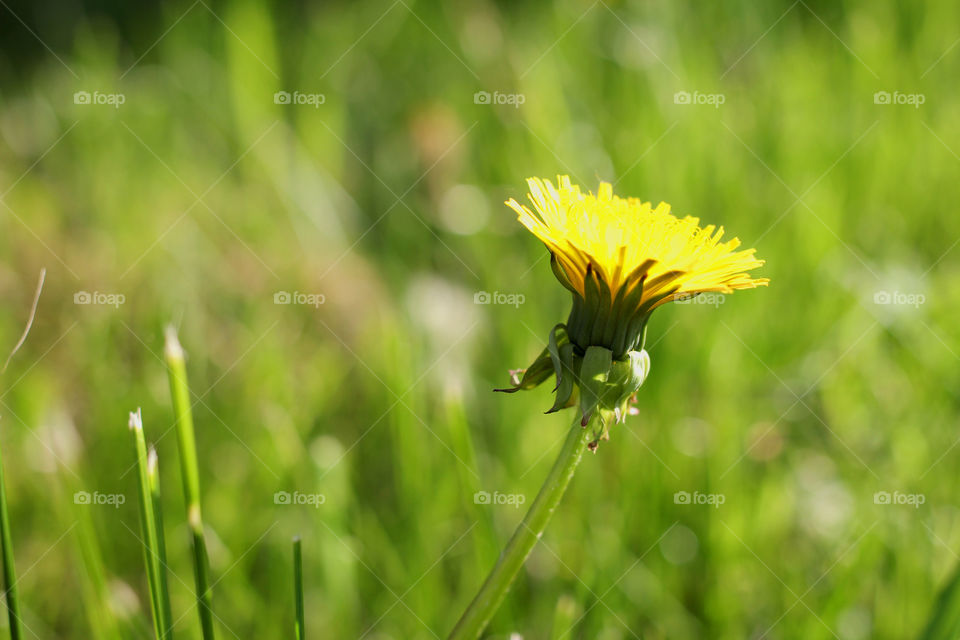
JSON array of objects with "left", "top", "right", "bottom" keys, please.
[
  {"left": 500, "top": 175, "right": 768, "bottom": 436},
  {"left": 506, "top": 175, "right": 768, "bottom": 356}
]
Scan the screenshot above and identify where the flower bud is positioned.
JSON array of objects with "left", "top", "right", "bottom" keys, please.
[{"left": 497, "top": 323, "right": 651, "bottom": 448}]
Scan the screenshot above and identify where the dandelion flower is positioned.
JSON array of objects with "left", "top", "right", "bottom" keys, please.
[
  {"left": 501, "top": 175, "right": 768, "bottom": 432},
  {"left": 449, "top": 175, "right": 769, "bottom": 640}
]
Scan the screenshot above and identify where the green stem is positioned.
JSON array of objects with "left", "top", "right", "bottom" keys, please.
[
  {"left": 164, "top": 328, "right": 216, "bottom": 640},
  {"left": 0, "top": 268, "right": 44, "bottom": 640},
  {"left": 0, "top": 436, "right": 23, "bottom": 640},
  {"left": 293, "top": 537, "right": 305, "bottom": 640},
  {"left": 448, "top": 416, "right": 593, "bottom": 640},
  {"left": 130, "top": 411, "right": 173, "bottom": 640},
  {"left": 148, "top": 447, "right": 174, "bottom": 639},
  {"left": 921, "top": 561, "right": 960, "bottom": 640}
]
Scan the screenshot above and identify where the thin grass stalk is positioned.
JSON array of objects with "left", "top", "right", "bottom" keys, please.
[
  {"left": 130, "top": 410, "right": 173, "bottom": 639},
  {"left": 68, "top": 481, "right": 123, "bottom": 640},
  {"left": 0, "top": 435, "right": 23, "bottom": 640},
  {"left": 129, "top": 412, "right": 160, "bottom": 636},
  {"left": 164, "top": 328, "right": 216, "bottom": 640},
  {"left": 293, "top": 537, "right": 304, "bottom": 640},
  {"left": 0, "top": 269, "right": 46, "bottom": 640},
  {"left": 921, "top": 562, "right": 960, "bottom": 640},
  {"left": 147, "top": 447, "right": 174, "bottom": 638},
  {"left": 549, "top": 594, "right": 580, "bottom": 640}
]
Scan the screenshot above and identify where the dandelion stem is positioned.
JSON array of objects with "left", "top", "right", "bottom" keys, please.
[{"left": 448, "top": 415, "right": 593, "bottom": 640}]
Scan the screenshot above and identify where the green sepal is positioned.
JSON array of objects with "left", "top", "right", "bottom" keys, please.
[
  {"left": 603, "top": 349, "right": 651, "bottom": 423},
  {"left": 588, "top": 271, "right": 614, "bottom": 347},
  {"left": 496, "top": 322, "right": 652, "bottom": 444},
  {"left": 565, "top": 259, "right": 659, "bottom": 358},
  {"left": 550, "top": 254, "right": 579, "bottom": 295},
  {"left": 577, "top": 346, "right": 613, "bottom": 426},
  {"left": 547, "top": 324, "right": 569, "bottom": 387},
  {"left": 494, "top": 346, "right": 553, "bottom": 393},
  {"left": 495, "top": 324, "right": 573, "bottom": 398},
  {"left": 610, "top": 275, "right": 649, "bottom": 355},
  {"left": 546, "top": 342, "right": 578, "bottom": 413}
]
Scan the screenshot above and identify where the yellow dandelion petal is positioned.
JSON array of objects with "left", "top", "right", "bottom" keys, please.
[{"left": 508, "top": 175, "right": 768, "bottom": 356}]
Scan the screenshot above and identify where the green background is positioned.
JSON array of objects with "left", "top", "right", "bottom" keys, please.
[{"left": 0, "top": 0, "right": 958, "bottom": 637}]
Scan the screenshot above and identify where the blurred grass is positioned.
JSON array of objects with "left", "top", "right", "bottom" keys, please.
[{"left": 1, "top": 0, "right": 959, "bottom": 638}]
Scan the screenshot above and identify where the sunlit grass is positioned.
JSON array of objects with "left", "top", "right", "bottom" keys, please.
[{"left": 0, "top": 1, "right": 958, "bottom": 638}]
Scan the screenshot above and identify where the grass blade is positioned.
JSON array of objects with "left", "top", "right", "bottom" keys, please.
[
  {"left": 129, "top": 409, "right": 173, "bottom": 639},
  {"left": 0, "top": 435, "right": 23, "bottom": 640},
  {"left": 148, "top": 446, "right": 174, "bottom": 639},
  {"left": 0, "top": 268, "right": 46, "bottom": 640},
  {"left": 164, "top": 328, "right": 216, "bottom": 640},
  {"left": 293, "top": 536, "right": 304, "bottom": 640},
  {"left": 549, "top": 594, "right": 580, "bottom": 640},
  {"left": 66, "top": 479, "right": 125, "bottom": 640},
  {"left": 920, "top": 562, "right": 960, "bottom": 640}
]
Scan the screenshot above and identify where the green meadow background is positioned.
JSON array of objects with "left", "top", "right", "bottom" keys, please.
[{"left": 1, "top": 0, "right": 958, "bottom": 638}]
